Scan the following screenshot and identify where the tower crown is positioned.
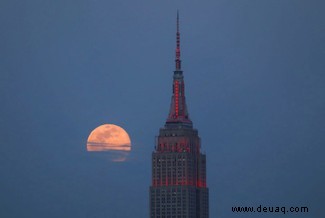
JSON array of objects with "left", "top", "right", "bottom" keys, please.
[
  {"left": 150, "top": 13, "right": 209, "bottom": 218},
  {"left": 166, "top": 12, "right": 192, "bottom": 128}
]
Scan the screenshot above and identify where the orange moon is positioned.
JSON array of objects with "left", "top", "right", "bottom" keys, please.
[{"left": 87, "top": 124, "right": 131, "bottom": 153}]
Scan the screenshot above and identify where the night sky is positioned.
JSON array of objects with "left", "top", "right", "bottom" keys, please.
[{"left": 1, "top": 0, "right": 325, "bottom": 217}]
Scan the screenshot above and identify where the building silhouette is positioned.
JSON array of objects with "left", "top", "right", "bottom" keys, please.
[{"left": 149, "top": 13, "right": 209, "bottom": 218}]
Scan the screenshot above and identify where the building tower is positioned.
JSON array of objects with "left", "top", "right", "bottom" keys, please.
[{"left": 150, "top": 13, "right": 209, "bottom": 218}]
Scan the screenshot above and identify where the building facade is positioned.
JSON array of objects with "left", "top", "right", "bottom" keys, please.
[{"left": 149, "top": 13, "right": 209, "bottom": 218}]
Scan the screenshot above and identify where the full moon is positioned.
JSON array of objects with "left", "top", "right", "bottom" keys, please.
[{"left": 87, "top": 124, "right": 131, "bottom": 161}]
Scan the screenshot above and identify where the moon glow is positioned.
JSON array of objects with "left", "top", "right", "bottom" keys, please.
[{"left": 87, "top": 124, "right": 131, "bottom": 161}]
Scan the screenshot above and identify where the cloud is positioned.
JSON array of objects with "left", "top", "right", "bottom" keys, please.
[{"left": 87, "top": 142, "right": 131, "bottom": 151}]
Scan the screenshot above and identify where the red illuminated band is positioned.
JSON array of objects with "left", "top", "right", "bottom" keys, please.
[{"left": 174, "top": 80, "right": 179, "bottom": 117}]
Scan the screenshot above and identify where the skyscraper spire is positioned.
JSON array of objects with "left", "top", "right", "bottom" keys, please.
[
  {"left": 175, "top": 10, "right": 181, "bottom": 71},
  {"left": 150, "top": 13, "right": 209, "bottom": 218},
  {"left": 166, "top": 11, "right": 192, "bottom": 127}
]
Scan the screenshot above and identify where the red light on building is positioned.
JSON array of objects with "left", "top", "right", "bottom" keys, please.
[{"left": 174, "top": 80, "right": 179, "bottom": 117}]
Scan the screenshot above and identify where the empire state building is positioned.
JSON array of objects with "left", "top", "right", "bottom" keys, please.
[{"left": 149, "top": 13, "right": 209, "bottom": 218}]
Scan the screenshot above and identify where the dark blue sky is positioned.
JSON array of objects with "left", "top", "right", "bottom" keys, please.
[{"left": 1, "top": 0, "right": 324, "bottom": 217}]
